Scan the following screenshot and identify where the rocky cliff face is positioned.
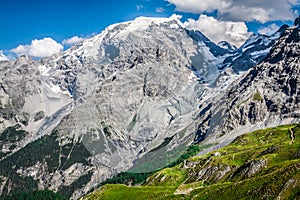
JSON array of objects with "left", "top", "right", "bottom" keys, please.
[
  {"left": 195, "top": 25, "right": 300, "bottom": 149},
  {"left": 0, "top": 16, "right": 297, "bottom": 199},
  {"left": 220, "top": 25, "right": 288, "bottom": 72}
]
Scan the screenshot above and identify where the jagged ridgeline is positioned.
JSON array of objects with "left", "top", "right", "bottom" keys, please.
[
  {"left": 0, "top": 15, "right": 299, "bottom": 199},
  {"left": 82, "top": 124, "right": 300, "bottom": 200}
]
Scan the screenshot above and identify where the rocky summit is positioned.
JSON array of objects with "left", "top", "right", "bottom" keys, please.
[{"left": 0, "top": 15, "right": 299, "bottom": 199}]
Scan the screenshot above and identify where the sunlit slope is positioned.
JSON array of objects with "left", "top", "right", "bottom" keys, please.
[{"left": 82, "top": 124, "right": 300, "bottom": 200}]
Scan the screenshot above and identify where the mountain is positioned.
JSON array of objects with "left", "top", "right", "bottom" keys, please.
[
  {"left": 194, "top": 24, "right": 300, "bottom": 147},
  {"left": 186, "top": 30, "right": 234, "bottom": 58},
  {"left": 220, "top": 25, "right": 288, "bottom": 72},
  {"left": 83, "top": 124, "right": 300, "bottom": 199},
  {"left": 0, "top": 15, "right": 297, "bottom": 199},
  {"left": 217, "top": 41, "right": 237, "bottom": 52},
  {"left": 0, "top": 15, "right": 223, "bottom": 199}
]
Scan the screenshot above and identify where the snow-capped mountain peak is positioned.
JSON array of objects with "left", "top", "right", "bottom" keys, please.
[
  {"left": 217, "top": 41, "right": 237, "bottom": 52},
  {"left": 61, "top": 15, "right": 183, "bottom": 60},
  {"left": 220, "top": 24, "right": 289, "bottom": 72}
]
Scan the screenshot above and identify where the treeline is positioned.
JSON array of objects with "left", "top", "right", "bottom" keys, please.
[
  {"left": 168, "top": 145, "right": 200, "bottom": 167},
  {"left": 99, "top": 145, "right": 202, "bottom": 187},
  {"left": 1, "top": 190, "right": 67, "bottom": 200},
  {"left": 100, "top": 171, "right": 155, "bottom": 186}
]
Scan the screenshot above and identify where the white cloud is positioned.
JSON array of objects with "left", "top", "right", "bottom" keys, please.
[
  {"left": 167, "top": 0, "right": 299, "bottom": 23},
  {"left": 167, "top": 0, "right": 229, "bottom": 14},
  {"left": 0, "top": 50, "right": 9, "bottom": 61},
  {"left": 62, "top": 36, "right": 85, "bottom": 45},
  {"left": 156, "top": 7, "right": 166, "bottom": 13},
  {"left": 258, "top": 23, "right": 280, "bottom": 35},
  {"left": 136, "top": 4, "right": 144, "bottom": 11},
  {"left": 184, "top": 15, "right": 251, "bottom": 47},
  {"left": 11, "top": 37, "right": 63, "bottom": 58}
]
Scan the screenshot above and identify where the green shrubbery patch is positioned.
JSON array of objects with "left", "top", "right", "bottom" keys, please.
[{"left": 84, "top": 124, "right": 300, "bottom": 200}]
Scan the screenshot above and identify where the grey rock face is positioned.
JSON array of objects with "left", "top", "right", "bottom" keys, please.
[
  {"left": 195, "top": 26, "right": 300, "bottom": 148},
  {"left": 0, "top": 56, "right": 39, "bottom": 121},
  {"left": 231, "top": 160, "right": 267, "bottom": 180},
  {"left": 194, "top": 164, "right": 232, "bottom": 183}
]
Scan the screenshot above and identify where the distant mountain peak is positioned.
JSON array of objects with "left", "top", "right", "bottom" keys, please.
[{"left": 217, "top": 41, "right": 237, "bottom": 52}]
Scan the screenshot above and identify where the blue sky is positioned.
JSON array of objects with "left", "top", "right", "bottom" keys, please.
[
  {"left": 0, "top": 0, "right": 176, "bottom": 50},
  {"left": 0, "top": 0, "right": 299, "bottom": 59}
]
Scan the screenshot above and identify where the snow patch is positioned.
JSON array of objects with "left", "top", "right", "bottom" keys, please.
[
  {"left": 250, "top": 47, "right": 271, "bottom": 59},
  {"left": 38, "top": 65, "right": 51, "bottom": 76},
  {"left": 188, "top": 71, "right": 197, "bottom": 84}
]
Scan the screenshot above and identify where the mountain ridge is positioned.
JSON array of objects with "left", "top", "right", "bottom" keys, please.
[{"left": 194, "top": 25, "right": 299, "bottom": 150}]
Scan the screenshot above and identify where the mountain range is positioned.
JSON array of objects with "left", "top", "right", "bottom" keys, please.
[{"left": 0, "top": 15, "right": 299, "bottom": 199}]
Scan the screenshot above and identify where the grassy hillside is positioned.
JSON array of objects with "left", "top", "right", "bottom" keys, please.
[{"left": 82, "top": 124, "right": 300, "bottom": 200}]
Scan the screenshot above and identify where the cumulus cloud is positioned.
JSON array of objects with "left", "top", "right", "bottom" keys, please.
[
  {"left": 156, "top": 7, "right": 166, "bottom": 13},
  {"left": 167, "top": 0, "right": 298, "bottom": 22},
  {"left": 11, "top": 38, "right": 63, "bottom": 58},
  {"left": 167, "top": 0, "right": 229, "bottom": 14},
  {"left": 62, "top": 36, "right": 85, "bottom": 46},
  {"left": 0, "top": 50, "right": 9, "bottom": 61},
  {"left": 184, "top": 15, "right": 251, "bottom": 47},
  {"left": 258, "top": 23, "right": 280, "bottom": 35}
]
